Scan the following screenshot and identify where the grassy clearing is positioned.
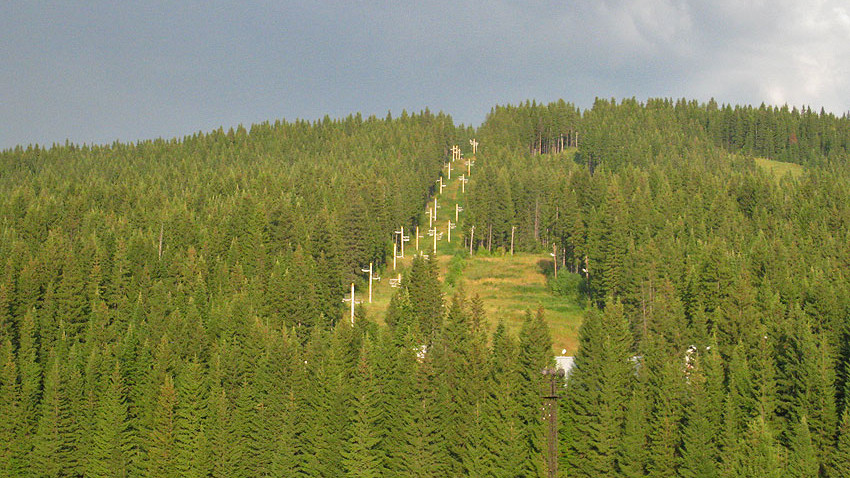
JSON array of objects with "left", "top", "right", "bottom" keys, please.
[
  {"left": 444, "top": 253, "right": 584, "bottom": 355},
  {"left": 754, "top": 157, "right": 804, "bottom": 181},
  {"left": 359, "top": 157, "right": 585, "bottom": 355}
]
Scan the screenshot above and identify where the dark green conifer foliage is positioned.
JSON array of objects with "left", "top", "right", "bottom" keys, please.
[
  {"left": 87, "top": 359, "right": 132, "bottom": 478},
  {"left": 644, "top": 349, "right": 686, "bottom": 478},
  {"left": 146, "top": 374, "right": 178, "bottom": 478},
  {"left": 343, "top": 338, "right": 386, "bottom": 478},
  {"left": 517, "top": 307, "right": 554, "bottom": 478},
  {"left": 174, "top": 360, "right": 210, "bottom": 478},
  {"left": 564, "top": 299, "right": 633, "bottom": 478},
  {"left": 786, "top": 416, "right": 819, "bottom": 478},
  {"left": 832, "top": 405, "right": 850, "bottom": 477},
  {"left": 486, "top": 321, "right": 525, "bottom": 477},
  {"left": 0, "top": 339, "right": 24, "bottom": 477},
  {"left": 405, "top": 254, "right": 443, "bottom": 340},
  {"left": 678, "top": 345, "right": 724, "bottom": 478},
  {"left": 730, "top": 415, "right": 782, "bottom": 478},
  {"left": 617, "top": 387, "right": 648, "bottom": 478}
]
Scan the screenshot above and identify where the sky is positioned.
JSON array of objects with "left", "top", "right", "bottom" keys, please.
[{"left": 3, "top": 1, "right": 850, "bottom": 149}]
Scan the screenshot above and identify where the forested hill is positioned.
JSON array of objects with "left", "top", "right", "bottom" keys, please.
[
  {"left": 467, "top": 98, "right": 850, "bottom": 477},
  {"left": 3, "top": 97, "right": 850, "bottom": 477}
]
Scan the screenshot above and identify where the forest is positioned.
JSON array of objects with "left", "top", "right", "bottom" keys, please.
[{"left": 1, "top": 98, "right": 850, "bottom": 477}]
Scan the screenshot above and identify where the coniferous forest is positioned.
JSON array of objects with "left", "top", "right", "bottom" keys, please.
[{"left": 2, "top": 99, "right": 850, "bottom": 476}]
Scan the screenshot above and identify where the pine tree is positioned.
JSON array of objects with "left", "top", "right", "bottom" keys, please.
[
  {"left": 174, "top": 360, "right": 210, "bottom": 478},
  {"left": 564, "top": 300, "right": 633, "bottom": 478},
  {"left": 343, "top": 338, "right": 386, "bottom": 477},
  {"left": 617, "top": 387, "right": 648, "bottom": 478},
  {"left": 831, "top": 406, "right": 850, "bottom": 477},
  {"left": 0, "top": 339, "right": 24, "bottom": 477},
  {"left": 87, "top": 359, "right": 132, "bottom": 478},
  {"left": 486, "top": 321, "right": 525, "bottom": 478},
  {"left": 146, "top": 374, "right": 178, "bottom": 477},
  {"left": 517, "top": 307, "right": 554, "bottom": 478},
  {"left": 786, "top": 416, "right": 818, "bottom": 478},
  {"left": 678, "top": 345, "right": 724, "bottom": 478},
  {"left": 730, "top": 415, "right": 782, "bottom": 478}
]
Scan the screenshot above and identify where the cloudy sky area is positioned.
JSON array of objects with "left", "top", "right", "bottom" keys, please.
[{"left": 2, "top": 1, "right": 849, "bottom": 149}]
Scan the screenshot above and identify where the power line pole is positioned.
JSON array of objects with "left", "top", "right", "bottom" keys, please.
[
  {"left": 342, "top": 282, "right": 361, "bottom": 326},
  {"left": 469, "top": 138, "right": 479, "bottom": 155},
  {"left": 469, "top": 225, "right": 475, "bottom": 255},
  {"left": 455, "top": 203, "right": 463, "bottom": 222},
  {"left": 511, "top": 225, "right": 516, "bottom": 256},
  {"left": 360, "top": 262, "right": 380, "bottom": 303},
  {"left": 460, "top": 174, "right": 468, "bottom": 193},
  {"left": 542, "top": 367, "right": 565, "bottom": 478}
]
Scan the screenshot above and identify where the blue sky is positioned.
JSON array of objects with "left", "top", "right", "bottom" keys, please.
[{"left": 3, "top": 1, "right": 849, "bottom": 149}]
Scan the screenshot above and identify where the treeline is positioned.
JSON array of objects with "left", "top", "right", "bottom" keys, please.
[
  {"left": 478, "top": 97, "right": 850, "bottom": 167},
  {"left": 468, "top": 98, "right": 850, "bottom": 476}
]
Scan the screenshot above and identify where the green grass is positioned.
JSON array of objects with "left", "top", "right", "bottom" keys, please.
[
  {"left": 754, "top": 157, "right": 804, "bottom": 181},
  {"left": 359, "top": 157, "right": 585, "bottom": 355}
]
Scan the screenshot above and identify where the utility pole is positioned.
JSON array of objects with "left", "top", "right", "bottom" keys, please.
[
  {"left": 393, "top": 242, "right": 397, "bottom": 271},
  {"left": 433, "top": 197, "right": 439, "bottom": 222},
  {"left": 416, "top": 225, "right": 423, "bottom": 251},
  {"left": 437, "top": 177, "right": 444, "bottom": 195},
  {"left": 466, "top": 157, "right": 474, "bottom": 177},
  {"left": 342, "top": 282, "right": 361, "bottom": 326},
  {"left": 429, "top": 227, "right": 439, "bottom": 254},
  {"left": 447, "top": 219, "right": 455, "bottom": 242},
  {"left": 455, "top": 203, "right": 463, "bottom": 222},
  {"left": 511, "top": 225, "right": 516, "bottom": 256},
  {"left": 446, "top": 161, "right": 452, "bottom": 180},
  {"left": 395, "top": 226, "right": 409, "bottom": 257},
  {"left": 360, "top": 262, "right": 380, "bottom": 303},
  {"left": 469, "top": 225, "right": 475, "bottom": 255},
  {"left": 469, "top": 138, "right": 479, "bottom": 155},
  {"left": 460, "top": 174, "right": 468, "bottom": 193},
  {"left": 542, "top": 367, "right": 565, "bottom": 478}
]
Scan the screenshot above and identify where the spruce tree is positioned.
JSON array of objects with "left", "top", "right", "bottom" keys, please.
[
  {"left": 786, "top": 416, "right": 819, "bottom": 478},
  {"left": 0, "top": 339, "right": 24, "bottom": 477},
  {"left": 517, "top": 307, "right": 554, "bottom": 478},
  {"left": 343, "top": 338, "right": 386, "bottom": 478},
  {"left": 146, "top": 374, "right": 178, "bottom": 477},
  {"left": 564, "top": 300, "right": 633, "bottom": 478},
  {"left": 87, "top": 359, "right": 132, "bottom": 478}
]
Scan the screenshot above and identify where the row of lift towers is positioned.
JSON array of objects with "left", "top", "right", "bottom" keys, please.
[
  {"left": 342, "top": 138, "right": 566, "bottom": 478},
  {"left": 343, "top": 138, "right": 478, "bottom": 324}
]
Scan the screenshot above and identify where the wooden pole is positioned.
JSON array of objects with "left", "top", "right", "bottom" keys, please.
[
  {"left": 400, "top": 226, "right": 404, "bottom": 257},
  {"left": 455, "top": 203, "right": 459, "bottom": 222},
  {"left": 428, "top": 208, "right": 432, "bottom": 228},
  {"left": 433, "top": 227, "right": 437, "bottom": 254},
  {"left": 447, "top": 220, "right": 452, "bottom": 242},
  {"left": 470, "top": 225, "right": 475, "bottom": 255},
  {"left": 367, "top": 262, "right": 373, "bottom": 303},
  {"left": 393, "top": 242, "right": 397, "bottom": 271},
  {"left": 416, "top": 225, "right": 420, "bottom": 251},
  {"left": 511, "top": 226, "right": 515, "bottom": 255}
]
